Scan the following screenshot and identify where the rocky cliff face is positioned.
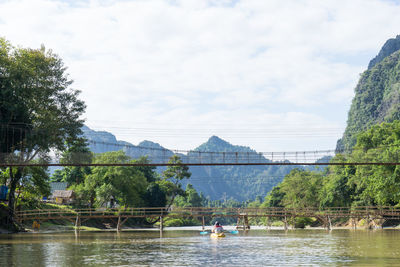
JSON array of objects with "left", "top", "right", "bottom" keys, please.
[
  {"left": 337, "top": 36, "right": 400, "bottom": 151},
  {"left": 368, "top": 35, "right": 400, "bottom": 69}
]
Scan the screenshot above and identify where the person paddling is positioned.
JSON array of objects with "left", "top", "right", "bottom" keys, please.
[{"left": 212, "top": 221, "right": 224, "bottom": 233}]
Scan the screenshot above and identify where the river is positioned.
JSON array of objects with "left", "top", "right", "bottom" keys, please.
[{"left": 1, "top": 227, "right": 400, "bottom": 266}]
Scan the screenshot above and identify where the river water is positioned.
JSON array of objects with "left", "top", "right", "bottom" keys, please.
[{"left": 1, "top": 227, "right": 400, "bottom": 266}]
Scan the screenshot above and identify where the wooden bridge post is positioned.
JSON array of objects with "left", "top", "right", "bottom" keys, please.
[
  {"left": 284, "top": 216, "right": 288, "bottom": 231},
  {"left": 117, "top": 214, "right": 121, "bottom": 232},
  {"left": 366, "top": 214, "right": 371, "bottom": 230},
  {"left": 352, "top": 217, "right": 357, "bottom": 230},
  {"left": 75, "top": 214, "right": 81, "bottom": 232},
  {"left": 326, "top": 215, "right": 332, "bottom": 231},
  {"left": 244, "top": 215, "right": 250, "bottom": 230},
  {"left": 266, "top": 218, "right": 272, "bottom": 230},
  {"left": 160, "top": 216, "right": 163, "bottom": 232},
  {"left": 202, "top": 216, "right": 205, "bottom": 231}
]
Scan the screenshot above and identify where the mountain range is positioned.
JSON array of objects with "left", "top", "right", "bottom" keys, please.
[{"left": 82, "top": 126, "right": 295, "bottom": 201}]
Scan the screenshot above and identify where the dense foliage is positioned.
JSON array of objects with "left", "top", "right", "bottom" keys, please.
[
  {"left": 0, "top": 38, "right": 86, "bottom": 223},
  {"left": 338, "top": 42, "right": 400, "bottom": 151},
  {"left": 266, "top": 121, "right": 400, "bottom": 211}
]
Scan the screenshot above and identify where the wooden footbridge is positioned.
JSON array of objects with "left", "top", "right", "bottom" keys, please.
[{"left": 15, "top": 206, "right": 400, "bottom": 231}]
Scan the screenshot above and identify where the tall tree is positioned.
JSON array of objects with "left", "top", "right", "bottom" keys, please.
[
  {"left": 0, "top": 38, "right": 31, "bottom": 157},
  {"left": 54, "top": 138, "right": 93, "bottom": 185},
  {"left": 278, "top": 169, "right": 323, "bottom": 209},
  {"left": 174, "top": 184, "right": 203, "bottom": 207},
  {"left": 160, "top": 155, "right": 191, "bottom": 208},
  {"left": 83, "top": 151, "right": 148, "bottom": 207},
  {"left": 0, "top": 38, "right": 86, "bottom": 224},
  {"left": 348, "top": 121, "right": 400, "bottom": 205}
]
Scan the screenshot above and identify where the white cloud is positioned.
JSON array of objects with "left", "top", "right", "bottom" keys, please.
[{"left": 1, "top": 0, "right": 399, "bottom": 151}]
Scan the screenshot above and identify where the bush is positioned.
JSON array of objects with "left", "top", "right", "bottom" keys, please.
[
  {"left": 162, "top": 217, "right": 201, "bottom": 227},
  {"left": 294, "top": 217, "right": 314, "bottom": 228}
]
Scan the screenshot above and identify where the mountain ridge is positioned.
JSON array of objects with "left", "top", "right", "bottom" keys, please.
[
  {"left": 337, "top": 35, "right": 400, "bottom": 151},
  {"left": 82, "top": 126, "right": 295, "bottom": 201},
  {"left": 368, "top": 35, "right": 400, "bottom": 69}
]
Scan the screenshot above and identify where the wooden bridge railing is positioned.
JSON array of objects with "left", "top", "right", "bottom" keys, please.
[{"left": 14, "top": 206, "right": 400, "bottom": 222}]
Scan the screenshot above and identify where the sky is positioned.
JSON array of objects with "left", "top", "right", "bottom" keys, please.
[{"left": 1, "top": 0, "right": 400, "bottom": 152}]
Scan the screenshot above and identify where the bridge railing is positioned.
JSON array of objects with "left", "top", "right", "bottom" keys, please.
[
  {"left": 14, "top": 206, "right": 400, "bottom": 222},
  {"left": 15, "top": 207, "right": 171, "bottom": 221}
]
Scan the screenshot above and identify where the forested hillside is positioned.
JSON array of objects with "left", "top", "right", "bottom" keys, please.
[
  {"left": 265, "top": 121, "right": 400, "bottom": 211},
  {"left": 187, "top": 136, "right": 296, "bottom": 201},
  {"left": 337, "top": 36, "right": 400, "bottom": 151}
]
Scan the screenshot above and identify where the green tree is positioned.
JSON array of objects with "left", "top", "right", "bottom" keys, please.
[
  {"left": 262, "top": 185, "right": 285, "bottom": 208},
  {"left": 131, "top": 156, "right": 158, "bottom": 183},
  {"left": 319, "top": 155, "right": 356, "bottom": 208},
  {"left": 56, "top": 138, "right": 93, "bottom": 185},
  {"left": 0, "top": 39, "right": 30, "bottom": 157},
  {"left": 324, "top": 121, "right": 400, "bottom": 207},
  {"left": 174, "top": 184, "right": 203, "bottom": 207},
  {"left": 0, "top": 38, "right": 86, "bottom": 223},
  {"left": 84, "top": 151, "right": 148, "bottom": 207},
  {"left": 160, "top": 155, "right": 191, "bottom": 208},
  {"left": 15, "top": 163, "right": 51, "bottom": 209},
  {"left": 185, "top": 184, "right": 203, "bottom": 207},
  {"left": 144, "top": 183, "right": 166, "bottom": 207},
  {"left": 349, "top": 121, "right": 400, "bottom": 205},
  {"left": 279, "top": 169, "right": 323, "bottom": 209}
]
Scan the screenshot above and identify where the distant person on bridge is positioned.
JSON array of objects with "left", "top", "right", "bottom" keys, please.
[{"left": 212, "top": 221, "right": 224, "bottom": 233}]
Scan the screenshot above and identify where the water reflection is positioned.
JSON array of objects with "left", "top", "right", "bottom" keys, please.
[{"left": 0, "top": 229, "right": 400, "bottom": 266}]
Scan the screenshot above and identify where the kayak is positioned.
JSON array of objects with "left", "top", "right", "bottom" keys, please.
[{"left": 210, "top": 232, "right": 226, "bottom": 238}]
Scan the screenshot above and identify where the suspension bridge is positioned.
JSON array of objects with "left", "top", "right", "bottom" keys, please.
[{"left": 1, "top": 138, "right": 400, "bottom": 167}]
